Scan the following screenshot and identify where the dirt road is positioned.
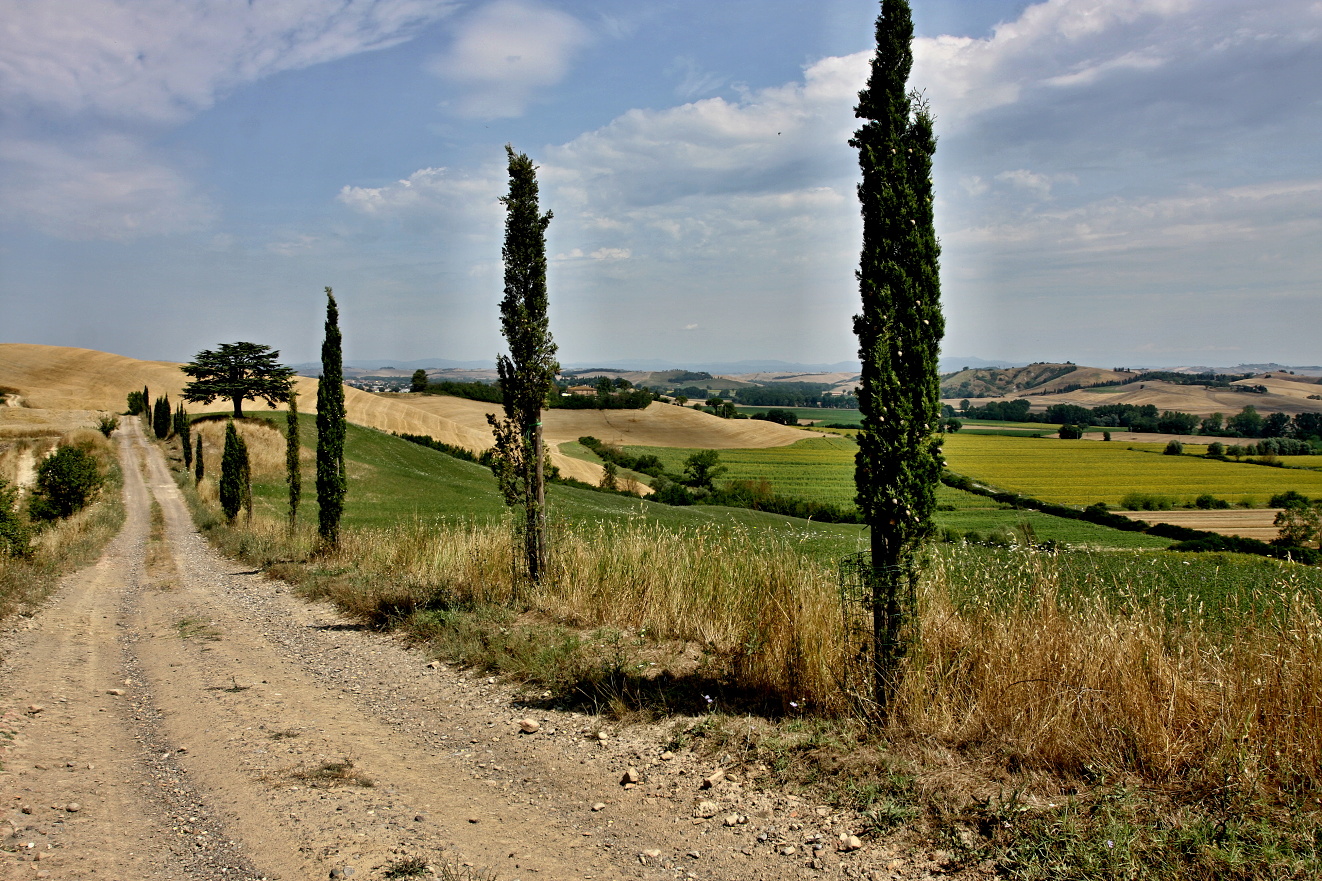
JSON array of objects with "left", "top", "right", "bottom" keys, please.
[{"left": 2, "top": 421, "right": 961, "bottom": 881}]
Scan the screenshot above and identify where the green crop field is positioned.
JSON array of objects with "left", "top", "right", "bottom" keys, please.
[
  {"left": 942, "top": 434, "right": 1322, "bottom": 506},
  {"left": 617, "top": 437, "right": 1168, "bottom": 549}
]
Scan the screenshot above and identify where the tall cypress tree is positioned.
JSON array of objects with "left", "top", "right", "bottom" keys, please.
[
  {"left": 486, "top": 145, "right": 558, "bottom": 588},
  {"left": 220, "top": 419, "right": 245, "bottom": 523},
  {"left": 194, "top": 434, "right": 204, "bottom": 483},
  {"left": 315, "top": 288, "right": 346, "bottom": 549},
  {"left": 851, "top": 0, "right": 944, "bottom": 717},
  {"left": 177, "top": 403, "right": 192, "bottom": 470},
  {"left": 286, "top": 390, "right": 302, "bottom": 532}
]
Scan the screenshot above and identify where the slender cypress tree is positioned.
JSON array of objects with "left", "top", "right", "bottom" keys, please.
[
  {"left": 851, "top": 0, "right": 944, "bottom": 717},
  {"left": 315, "top": 288, "right": 346, "bottom": 549},
  {"left": 286, "top": 390, "right": 302, "bottom": 532},
  {"left": 240, "top": 433, "right": 252, "bottom": 523},
  {"left": 194, "top": 434, "right": 204, "bottom": 483},
  {"left": 152, "top": 394, "right": 172, "bottom": 439},
  {"left": 220, "top": 420, "right": 245, "bottom": 523},
  {"left": 486, "top": 145, "right": 558, "bottom": 588},
  {"left": 177, "top": 403, "right": 193, "bottom": 470}
]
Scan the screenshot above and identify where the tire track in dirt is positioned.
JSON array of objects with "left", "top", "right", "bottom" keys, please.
[
  {"left": 3, "top": 419, "right": 643, "bottom": 880},
  {"left": 5, "top": 419, "right": 961, "bottom": 881},
  {"left": 2, "top": 418, "right": 262, "bottom": 880}
]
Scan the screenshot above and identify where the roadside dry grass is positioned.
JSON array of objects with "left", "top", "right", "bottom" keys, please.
[
  {"left": 0, "top": 428, "right": 124, "bottom": 620},
  {"left": 170, "top": 426, "right": 1322, "bottom": 880}
]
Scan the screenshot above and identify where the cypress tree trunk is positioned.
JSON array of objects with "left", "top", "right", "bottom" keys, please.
[
  {"left": 316, "top": 288, "right": 346, "bottom": 550},
  {"left": 286, "top": 390, "right": 301, "bottom": 532},
  {"left": 220, "top": 420, "right": 244, "bottom": 523},
  {"left": 851, "top": 0, "right": 944, "bottom": 718},
  {"left": 487, "top": 145, "right": 558, "bottom": 590}
]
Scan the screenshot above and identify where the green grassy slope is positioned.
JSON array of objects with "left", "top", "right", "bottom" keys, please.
[{"left": 245, "top": 415, "right": 871, "bottom": 559}]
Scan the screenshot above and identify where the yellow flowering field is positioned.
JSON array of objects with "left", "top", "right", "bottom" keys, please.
[{"left": 942, "top": 434, "right": 1322, "bottom": 506}]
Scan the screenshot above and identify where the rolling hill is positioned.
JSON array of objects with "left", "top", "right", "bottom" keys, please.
[{"left": 0, "top": 344, "right": 819, "bottom": 485}]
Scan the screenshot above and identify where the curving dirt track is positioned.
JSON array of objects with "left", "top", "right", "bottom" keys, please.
[{"left": 2, "top": 420, "right": 962, "bottom": 881}]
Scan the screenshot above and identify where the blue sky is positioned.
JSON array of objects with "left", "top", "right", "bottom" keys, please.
[{"left": 1, "top": 0, "right": 1319, "bottom": 369}]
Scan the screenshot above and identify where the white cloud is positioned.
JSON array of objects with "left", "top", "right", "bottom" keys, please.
[
  {"left": 426, "top": 0, "right": 591, "bottom": 118},
  {"left": 993, "top": 169, "right": 1077, "bottom": 199},
  {"left": 912, "top": 0, "right": 1320, "bottom": 129},
  {"left": 0, "top": 0, "right": 456, "bottom": 122},
  {"left": 337, "top": 165, "right": 506, "bottom": 230},
  {"left": 0, "top": 0, "right": 455, "bottom": 241},
  {"left": 952, "top": 177, "right": 1322, "bottom": 268},
  {"left": 0, "top": 134, "right": 214, "bottom": 240}
]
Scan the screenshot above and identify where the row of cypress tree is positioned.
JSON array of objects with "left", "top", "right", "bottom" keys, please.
[{"left": 205, "top": 287, "right": 343, "bottom": 547}]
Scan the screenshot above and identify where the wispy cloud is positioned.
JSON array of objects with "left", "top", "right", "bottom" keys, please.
[
  {"left": 0, "top": 0, "right": 457, "bottom": 122},
  {"left": 0, "top": 0, "right": 456, "bottom": 240}
]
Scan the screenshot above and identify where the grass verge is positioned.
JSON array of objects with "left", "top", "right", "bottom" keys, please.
[
  {"left": 0, "top": 430, "right": 124, "bottom": 621},
  {"left": 166, "top": 424, "right": 1322, "bottom": 880}
]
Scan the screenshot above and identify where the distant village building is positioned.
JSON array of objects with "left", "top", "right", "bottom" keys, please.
[{"left": 566, "top": 385, "right": 596, "bottom": 396}]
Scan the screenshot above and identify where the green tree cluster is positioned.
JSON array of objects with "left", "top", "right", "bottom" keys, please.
[
  {"left": 174, "top": 403, "right": 192, "bottom": 470},
  {"left": 152, "top": 395, "right": 172, "bottom": 439}
]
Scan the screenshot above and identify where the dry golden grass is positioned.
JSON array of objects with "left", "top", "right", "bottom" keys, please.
[
  {"left": 189, "top": 416, "right": 299, "bottom": 485},
  {"left": 1, "top": 428, "right": 123, "bottom": 619},
  {"left": 0, "top": 343, "right": 191, "bottom": 412},
  {"left": 902, "top": 551, "right": 1322, "bottom": 789},
  {"left": 196, "top": 485, "right": 1322, "bottom": 794}
]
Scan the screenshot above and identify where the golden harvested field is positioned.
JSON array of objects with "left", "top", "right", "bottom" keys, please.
[
  {"left": 1041, "top": 378, "right": 1322, "bottom": 417},
  {"left": 396, "top": 395, "right": 821, "bottom": 450},
  {"left": 1, "top": 344, "right": 816, "bottom": 487},
  {"left": 1114, "top": 509, "right": 1284, "bottom": 541}
]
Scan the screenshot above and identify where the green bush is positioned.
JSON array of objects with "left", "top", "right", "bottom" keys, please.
[
  {"left": 1163, "top": 439, "right": 1183, "bottom": 456},
  {"left": 0, "top": 478, "right": 30, "bottom": 555},
  {"left": 27, "top": 446, "right": 103, "bottom": 522},
  {"left": 1120, "top": 492, "right": 1174, "bottom": 511}
]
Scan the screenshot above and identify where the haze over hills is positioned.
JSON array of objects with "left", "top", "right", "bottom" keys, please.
[{"left": 304, "top": 356, "right": 1322, "bottom": 384}]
